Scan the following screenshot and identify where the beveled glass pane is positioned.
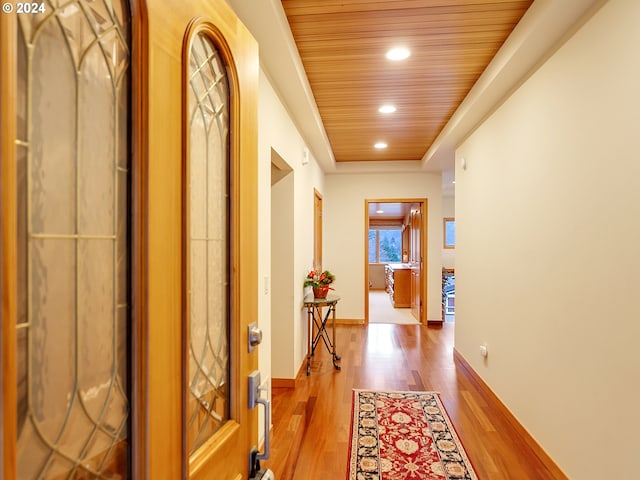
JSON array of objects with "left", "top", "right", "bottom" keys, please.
[
  {"left": 56, "top": 2, "right": 96, "bottom": 68},
  {"left": 16, "top": 5, "right": 48, "bottom": 46},
  {"left": 116, "top": 305, "right": 129, "bottom": 392},
  {"left": 56, "top": 397, "right": 98, "bottom": 459},
  {"left": 190, "top": 113, "right": 208, "bottom": 240},
  {"left": 30, "top": 19, "right": 77, "bottom": 235},
  {"left": 84, "top": 0, "right": 113, "bottom": 36},
  {"left": 190, "top": 70, "right": 208, "bottom": 111},
  {"left": 16, "top": 144, "right": 27, "bottom": 328},
  {"left": 116, "top": 169, "right": 128, "bottom": 305},
  {"left": 117, "top": 70, "right": 129, "bottom": 169},
  {"left": 111, "top": 0, "right": 127, "bottom": 31},
  {"left": 187, "top": 32, "right": 231, "bottom": 454},
  {"left": 42, "top": 457, "right": 76, "bottom": 480},
  {"left": 207, "top": 239, "right": 227, "bottom": 363},
  {"left": 16, "top": 0, "right": 131, "bottom": 477},
  {"left": 78, "top": 42, "right": 115, "bottom": 235},
  {"left": 77, "top": 430, "right": 113, "bottom": 472},
  {"left": 190, "top": 240, "right": 208, "bottom": 393},
  {"left": 100, "top": 29, "right": 130, "bottom": 87},
  {"left": 207, "top": 118, "right": 226, "bottom": 241},
  {"left": 30, "top": 238, "right": 76, "bottom": 433},
  {"left": 77, "top": 239, "right": 114, "bottom": 419},
  {"left": 17, "top": 328, "right": 28, "bottom": 431},
  {"left": 102, "top": 376, "right": 129, "bottom": 437},
  {"left": 16, "top": 24, "right": 27, "bottom": 141},
  {"left": 16, "top": 421, "right": 49, "bottom": 477}
]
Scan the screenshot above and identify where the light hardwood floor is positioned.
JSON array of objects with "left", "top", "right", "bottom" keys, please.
[{"left": 264, "top": 323, "right": 566, "bottom": 479}]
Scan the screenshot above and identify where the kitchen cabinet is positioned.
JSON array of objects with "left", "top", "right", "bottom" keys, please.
[{"left": 384, "top": 264, "right": 411, "bottom": 308}]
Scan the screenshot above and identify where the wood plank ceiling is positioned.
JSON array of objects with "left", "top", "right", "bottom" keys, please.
[{"left": 282, "top": 0, "right": 533, "bottom": 163}]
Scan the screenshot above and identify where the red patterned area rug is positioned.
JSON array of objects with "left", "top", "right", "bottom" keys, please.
[{"left": 347, "top": 390, "right": 478, "bottom": 480}]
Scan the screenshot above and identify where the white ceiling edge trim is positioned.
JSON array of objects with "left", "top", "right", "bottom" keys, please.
[
  {"left": 224, "top": 0, "right": 336, "bottom": 172},
  {"left": 329, "top": 160, "right": 426, "bottom": 175},
  {"left": 421, "top": 0, "right": 607, "bottom": 173}
]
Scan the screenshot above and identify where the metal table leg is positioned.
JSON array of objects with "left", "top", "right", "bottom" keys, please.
[
  {"left": 306, "top": 306, "right": 312, "bottom": 375},
  {"left": 331, "top": 303, "right": 341, "bottom": 370},
  {"left": 304, "top": 295, "right": 342, "bottom": 374}
]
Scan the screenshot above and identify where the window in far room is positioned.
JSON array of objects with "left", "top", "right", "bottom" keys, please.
[
  {"left": 369, "top": 227, "right": 402, "bottom": 263},
  {"left": 444, "top": 217, "right": 456, "bottom": 249}
]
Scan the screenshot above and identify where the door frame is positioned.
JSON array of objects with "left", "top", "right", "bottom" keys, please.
[
  {"left": 130, "top": 0, "right": 150, "bottom": 477},
  {"left": 364, "top": 198, "right": 428, "bottom": 325},
  {"left": 1, "top": 11, "right": 18, "bottom": 478},
  {"left": 313, "top": 189, "right": 323, "bottom": 272}
]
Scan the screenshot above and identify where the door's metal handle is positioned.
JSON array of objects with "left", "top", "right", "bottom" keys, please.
[
  {"left": 255, "top": 394, "right": 270, "bottom": 461},
  {"left": 248, "top": 370, "right": 271, "bottom": 472},
  {"left": 248, "top": 323, "right": 263, "bottom": 352}
]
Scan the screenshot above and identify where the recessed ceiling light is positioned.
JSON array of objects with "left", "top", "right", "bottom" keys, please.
[
  {"left": 374, "top": 142, "right": 387, "bottom": 149},
  {"left": 376, "top": 209, "right": 384, "bottom": 214},
  {"left": 386, "top": 47, "right": 410, "bottom": 61},
  {"left": 378, "top": 105, "right": 397, "bottom": 114}
]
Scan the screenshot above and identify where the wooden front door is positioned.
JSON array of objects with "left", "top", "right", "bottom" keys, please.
[
  {"left": 2, "top": 0, "right": 259, "bottom": 478},
  {"left": 144, "top": 1, "right": 259, "bottom": 478}
]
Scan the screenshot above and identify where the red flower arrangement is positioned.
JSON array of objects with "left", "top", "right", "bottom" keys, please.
[{"left": 304, "top": 269, "right": 335, "bottom": 298}]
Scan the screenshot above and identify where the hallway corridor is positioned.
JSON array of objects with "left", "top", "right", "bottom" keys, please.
[{"left": 266, "top": 323, "right": 565, "bottom": 479}]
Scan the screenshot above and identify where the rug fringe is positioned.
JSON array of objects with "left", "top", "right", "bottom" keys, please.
[{"left": 352, "top": 388, "right": 441, "bottom": 395}]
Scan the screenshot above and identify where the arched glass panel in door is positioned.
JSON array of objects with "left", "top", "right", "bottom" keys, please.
[
  {"left": 15, "top": 0, "right": 131, "bottom": 477},
  {"left": 186, "top": 32, "right": 231, "bottom": 454}
]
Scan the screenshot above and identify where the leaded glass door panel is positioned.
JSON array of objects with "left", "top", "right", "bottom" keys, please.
[
  {"left": 181, "top": 14, "right": 259, "bottom": 479},
  {"left": 186, "top": 31, "right": 231, "bottom": 454},
  {"left": 3, "top": 0, "right": 132, "bottom": 477}
]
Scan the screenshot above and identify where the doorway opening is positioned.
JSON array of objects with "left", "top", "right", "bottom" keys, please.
[
  {"left": 364, "top": 199, "right": 427, "bottom": 325},
  {"left": 442, "top": 268, "right": 455, "bottom": 323},
  {"left": 313, "top": 189, "right": 323, "bottom": 272},
  {"left": 270, "top": 149, "right": 295, "bottom": 382}
]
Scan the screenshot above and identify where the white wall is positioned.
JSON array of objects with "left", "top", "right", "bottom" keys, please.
[
  {"left": 324, "top": 172, "right": 442, "bottom": 321},
  {"left": 270, "top": 171, "right": 294, "bottom": 378},
  {"left": 455, "top": 2, "right": 640, "bottom": 478},
  {"left": 258, "top": 70, "right": 325, "bottom": 380},
  {"left": 441, "top": 194, "right": 455, "bottom": 269}
]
